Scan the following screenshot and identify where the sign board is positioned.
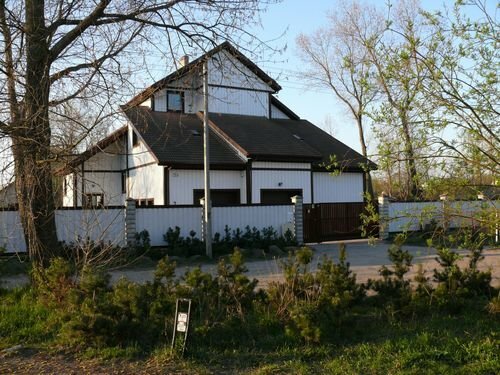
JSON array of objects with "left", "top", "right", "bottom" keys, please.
[{"left": 171, "top": 298, "right": 192, "bottom": 356}]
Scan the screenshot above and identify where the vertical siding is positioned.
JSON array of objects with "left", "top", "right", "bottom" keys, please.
[
  {"left": 212, "top": 205, "right": 294, "bottom": 237},
  {"left": 252, "top": 161, "right": 310, "bottom": 169},
  {"left": 56, "top": 209, "right": 125, "bottom": 247},
  {"left": 128, "top": 164, "right": 164, "bottom": 205},
  {"left": 313, "top": 172, "right": 364, "bottom": 203},
  {"left": 169, "top": 169, "right": 246, "bottom": 205},
  {"left": 154, "top": 90, "right": 167, "bottom": 111},
  {"left": 208, "top": 87, "right": 269, "bottom": 117},
  {"left": 252, "top": 170, "right": 311, "bottom": 204},
  {"left": 270, "top": 104, "right": 291, "bottom": 119},
  {"left": 0, "top": 211, "right": 26, "bottom": 252},
  {"left": 208, "top": 51, "right": 272, "bottom": 91},
  {"left": 136, "top": 207, "right": 202, "bottom": 246}
]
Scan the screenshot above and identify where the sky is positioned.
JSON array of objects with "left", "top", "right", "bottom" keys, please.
[{"left": 250, "top": 0, "right": 485, "bottom": 154}]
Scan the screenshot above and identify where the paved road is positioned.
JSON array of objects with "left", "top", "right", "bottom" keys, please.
[{"left": 2, "top": 240, "right": 499, "bottom": 289}]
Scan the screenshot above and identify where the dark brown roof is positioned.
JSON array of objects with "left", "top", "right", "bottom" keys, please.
[
  {"left": 122, "top": 106, "right": 246, "bottom": 168},
  {"left": 207, "top": 113, "right": 323, "bottom": 162},
  {"left": 126, "top": 42, "right": 281, "bottom": 107},
  {"left": 273, "top": 119, "right": 377, "bottom": 170}
]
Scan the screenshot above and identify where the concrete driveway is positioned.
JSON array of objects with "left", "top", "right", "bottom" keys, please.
[{"left": 2, "top": 240, "right": 499, "bottom": 289}]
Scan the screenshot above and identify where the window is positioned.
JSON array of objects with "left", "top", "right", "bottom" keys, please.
[
  {"left": 167, "top": 91, "right": 183, "bottom": 112},
  {"left": 83, "top": 193, "right": 104, "bottom": 208},
  {"left": 136, "top": 198, "right": 154, "bottom": 207},
  {"left": 193, "top": 189, "right": 240, "bottom": 206},
  {"left": 260, "top": 189, "right": 302, "bottom": 204}
]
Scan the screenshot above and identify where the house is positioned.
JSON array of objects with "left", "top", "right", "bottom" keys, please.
[{"left": 59, "top": 42, "right": 375, "bottom": 210}]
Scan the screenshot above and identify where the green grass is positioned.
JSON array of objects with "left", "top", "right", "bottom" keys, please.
[{"left": 1, "top": 287, "right": 498, "bottom": 374}]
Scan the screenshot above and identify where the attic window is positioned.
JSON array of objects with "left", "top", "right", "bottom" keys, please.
[
  {"left": 293, "top": 134, "right": 303, "bottom": 140},
  {"left": 167, "top": 91, "right": 183, "bottom": 112}
]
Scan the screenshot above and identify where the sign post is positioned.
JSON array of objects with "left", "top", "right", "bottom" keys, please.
[{"left": 171, "top": 298, "right": 192, "bottom": 356}]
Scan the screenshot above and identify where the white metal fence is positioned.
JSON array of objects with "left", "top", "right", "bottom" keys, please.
[
  {"left": 1, "top": 208, "right": 125, "bottom": 253},
  {"left": 387, "top": 200, "right": 499, "bottom": 233},
  {"left": 1, "top": 204, "right": 295, "bottom": 252}
]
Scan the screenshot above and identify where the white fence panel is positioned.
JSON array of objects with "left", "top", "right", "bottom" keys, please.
[
  {"left": 212, "top": 205, "right": 294, "bottom": 236},
  {"left": 0, "top": 211, "right": 26, "bottom": 253},
  {"left": 56, "top": 208, "right": 125, "bottom": 247},
  {"left": 136, "top": 207, "right": 202, "bottom": 246},
  {"left": 388, "top": 202, "right": 442, "bottom": 233},
  {"left": 388, "top": 200, "right": 499, "bottom": 233}
]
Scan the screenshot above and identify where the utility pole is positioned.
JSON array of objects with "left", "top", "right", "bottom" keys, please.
[{"left": 203, "top": 60, "right": 213, "bottom": 258}]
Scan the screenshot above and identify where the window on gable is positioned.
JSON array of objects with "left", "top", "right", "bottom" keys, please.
[{"left": 167, "top": 91, "right": 183, "bottom": 112}]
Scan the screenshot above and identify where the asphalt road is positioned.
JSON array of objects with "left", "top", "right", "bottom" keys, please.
[{"left": 2, "top": 240, "right": 499, "bottom": 289}]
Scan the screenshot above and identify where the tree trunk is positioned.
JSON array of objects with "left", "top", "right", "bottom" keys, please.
[
  {"left": 400, "top": 114, "right": 420, "bottom": 199},
  {"left": 356, "top": 116, "right": 374, "bottom": 198},
  {"left": 14, "top": 0, "right": 61, "bottom": 268}
]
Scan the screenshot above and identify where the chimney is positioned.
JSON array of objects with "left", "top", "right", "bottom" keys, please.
[{"left": 179, "top": 55, "right": 189, "bottom": 67}]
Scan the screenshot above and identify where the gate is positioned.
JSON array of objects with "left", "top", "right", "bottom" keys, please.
[{"left": 303, "top": 202, "right": 372, "bottom": 243}]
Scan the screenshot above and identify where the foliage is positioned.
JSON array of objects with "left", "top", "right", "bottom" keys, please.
[{"left": 368, "top": 234, "right": 413, "bottom": 316}]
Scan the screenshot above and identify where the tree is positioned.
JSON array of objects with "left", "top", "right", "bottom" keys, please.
[
  {"left": 0, "top": 0, "right": 274, "bottom": 268},
  {"left": 296, "top": 0, "right": 382, "bottom": 196}
]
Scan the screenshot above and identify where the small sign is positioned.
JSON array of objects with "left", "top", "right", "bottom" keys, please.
[
  {"left": 177, "top": 321, "right": 187, "bottom": 332},
  {"left": 178, "top": 313, "right": 188, "bottom": 323}
]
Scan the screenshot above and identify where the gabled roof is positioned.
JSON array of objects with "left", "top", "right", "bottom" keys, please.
[
  {"left": 55, "top": 126, "right": 128, "bottom": 175},
  {"left": 123, "top": 108, "right": 375, "bottom": 171},
  {"left": 126, "top": 42, "right": 282, "bottom": 107},
  {"left": 206, "top": 113, "right": 322, "bottom": 162},
  {"left": 123, "top": 106, "right": 246, "bottom": 168}
]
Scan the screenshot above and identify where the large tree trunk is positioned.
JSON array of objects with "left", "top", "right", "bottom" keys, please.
[
  {"left": 356, "top": 116, "right": 374, "bottom": 198},
  {"left": 14, "top": 0, "right": 61, "bottom": 268}
]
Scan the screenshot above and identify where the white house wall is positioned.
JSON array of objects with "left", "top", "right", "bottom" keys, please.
[
  {"left": 208, "top": 51, "right": 272, "bottom": 92},
  {"left": 128, "top": 164, "right": 164, "bottom": 205},
  {"left": 253, "top": 161, "right": 310, "bottom": 169},
  {"left": 128, "top": 127, "right": 157, "bottom": 166},
  {"left": 270, "top": 104, "right": 292, "bottom": 119},
  {"left": 0, "top": 183, "right": 17, "bottom": 208},
  {"left": 169, "top": 169, "right": 246, "bottom": 205},
  {"left": 208, "top": 86, "right": 269, "bottom": 117},
  {"left": 313, "top": 172, "right": 364, "bottom": 203},
  {"left": 252, "top": 170, "right": 311, "bottom": 204}
]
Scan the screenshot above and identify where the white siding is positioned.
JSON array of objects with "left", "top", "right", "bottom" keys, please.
[
  {"left": 0, "top": 208, "right": 125, "bottom": 253},
  {"left": 169, "top": 169, "right": 246, "bottom": 205},
  {"left": 208, "top": 51, "right": 273, "bottom": 91},
  {"left": 271, "top": 104, "right": 291, "bottom": 119},
  {"left": 128, "top": 126, "right": 157, "bottom": 166},
  {"left": 63, "top": 174, "right": 74, "bottom": 207},
  {"left": 136, "top": 206, "right": 202, "bottom": 246},
  {"left": 139, "top": 97, "right": 151, "bottom": 108},
  {"left": 208, "top": 87, "right": 269, "bottom": 117},
  {"left": 0, "top": 211, "right": 25, "bottom": 252},
  {"left": 252, "top": 170, "right": 311, "bottom": 204},
  {"left": 313, "top": 172, "right": 364, "bottom": 203},
  {"left": 128, "top": 164, "right": 164, "bottom": 205},
  {"left": 56, "top": 209, "right": 125, "bottom": 247},
  {"left": 212, "top": 205, "right": 294, "bottom": 236},
  {"left": 0, "top": 183, "right": 16, "bottom": 208},
  {"left": 252, "top": 161, "right": 310, "bottom": 169}
]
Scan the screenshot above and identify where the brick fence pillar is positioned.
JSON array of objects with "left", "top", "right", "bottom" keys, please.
[
  {"left": 125, "top": 198, "right": 136, "bottom": 247},
  {"left": 291, "top": 195, "right": 304, "bottom": 245},
  {"left": 378, "top": 193, "right": 390, "bottom": 240}
]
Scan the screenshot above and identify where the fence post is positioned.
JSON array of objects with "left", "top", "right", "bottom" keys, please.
[
  {"left": 291, "top": 195, "right": 304, "bottom": 245},
  {"left": 125, "top": 198, "right": 136, "bottom": 247},
  {"left": 378, "top": 192, "right": 390, "bottom": 240}
]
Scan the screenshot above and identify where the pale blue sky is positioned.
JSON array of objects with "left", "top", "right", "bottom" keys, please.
[{"left": 252, "top": 0, "right": 487, "bottom": 153}]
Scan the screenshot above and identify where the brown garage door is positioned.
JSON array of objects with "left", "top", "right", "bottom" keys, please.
[{"left": 303, "top": 202, "right": 368, "bottom": 243}]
